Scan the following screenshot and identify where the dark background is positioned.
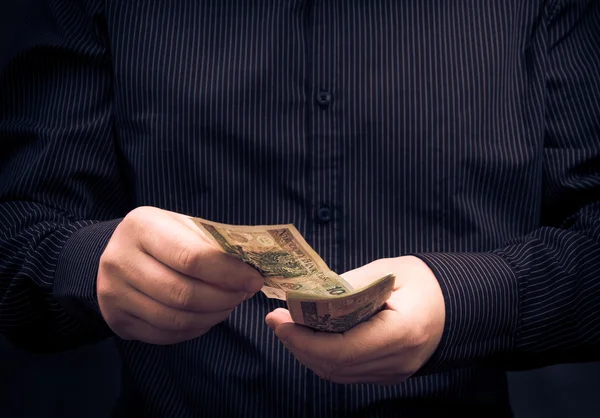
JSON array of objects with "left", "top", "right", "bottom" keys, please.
[{"left": 1, "top": 2, "right": 599, "bottom": 417}]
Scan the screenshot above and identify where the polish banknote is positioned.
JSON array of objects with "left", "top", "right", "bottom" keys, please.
[{"left": 191, "top": 217, "right": 395, "bottom": 332}]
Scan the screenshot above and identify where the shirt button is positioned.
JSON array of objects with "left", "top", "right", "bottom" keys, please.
[
  {"left": 316, "top": 205, "right": 332, "bottom": 223},
  {"left": 316, "top": 90, "right": 332, "bottom": 108}
]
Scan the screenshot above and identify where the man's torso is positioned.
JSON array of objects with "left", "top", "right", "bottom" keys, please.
[{"left": 102, "top": 1, "right": 549, "bottom": 416}]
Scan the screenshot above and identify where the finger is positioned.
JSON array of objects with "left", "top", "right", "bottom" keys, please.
[
  {"left": 267, "top": 322, "right": 399, "bottom": 380},
  {"left": 267, "top": 308, "right": 346, "bottom": 360},
  {"left": 280, "top": 331, "right": 402, "bottom": 379},
  {"left": 120, "top": 286, "right": 233, "bottom": 333},
  {"left": 118, "top": 312, "right": 206, "bottom": 345},
  {"left": 266, "top": 309, "right": 336, "bottom": 375},
  {"left": 275, "top": 340, "right": 406, "bottom": 386},
  {"left": 265, "top": 307, "right": 294, "bottom": 329},
  {"left": 270, "top": 308, "right": 401, "bottom": 365},
  {"left": 135, "top": 211, "right": 263, "bottom": 292},
  {"left": 126, "top": 251, "right": 248, "bottom": 312},
  {"left": 266, "top": 308, "right": 330, "bottom": 348}
]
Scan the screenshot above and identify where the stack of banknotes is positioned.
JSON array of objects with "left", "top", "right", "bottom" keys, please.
[{"left": 192, "top": 217, "right": 395, "bottom": 333}]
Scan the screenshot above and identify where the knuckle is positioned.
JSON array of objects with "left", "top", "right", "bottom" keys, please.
[
  {"left": 171, "top": 315, "right": 190, "bottom": 332},
  {"left": 101, "top": 257, "right": 123, "bottom": 281},
  {"left": 113, "top": 319, "right": 130, "bottom": 335},
  {"left": 123, "top": 208, "right": 141, "bottom": 229},
  {"left": 96, "top": 277, "right": 112, "bottom": 300},
  {"left": 107, "top": 315, "right": 133, "bottom": 339},
  {"left": 129, "top": 206, "right": 154, "bottom": 221},
  {"left": 126, "top": 207, "right": 154, "bottom": 242},
  {"left": 169, "top": 282, "right": 194, "bottom": 310},
  {"left": 100, "top": 243, "right": 120, "bottom": 270},
  {"left": 99, "top": 246, "right": 137, "bottom": 289},
  {"left": 175, "top": 244, "right": 198, "bottom": 273},
  {"left": 336, "top": 348, "right": 357, "bottom": 366},
  {"left": 405, "top": 323, "right": 429, "bottom": 350},
  {"left": 161, "top": 310, "right": 189, "bottom": 332},
  {"left": 97, "top": 270, "right": 120, "bottom": 302}
]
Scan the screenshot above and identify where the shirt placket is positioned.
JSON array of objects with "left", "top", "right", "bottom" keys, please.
[
  {"left": 306, "top": 1, "right": 343, "bottom": 417},
  {"left": 309, "top": 2, "right": 340, "bottom": 272}
]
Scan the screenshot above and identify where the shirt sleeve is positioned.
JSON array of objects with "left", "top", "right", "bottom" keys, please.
[
  {"left": 414, "top": 0, "right": 600, "bottom": 373},
  {"left": 0, "top": 0, "right": 130, "bottom": 352}
]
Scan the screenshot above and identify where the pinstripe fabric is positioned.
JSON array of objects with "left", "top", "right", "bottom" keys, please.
[{"left": 1, "top": 0, "right": 599, "bottom": 417}]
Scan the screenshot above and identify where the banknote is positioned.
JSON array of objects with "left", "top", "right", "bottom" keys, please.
[
  {"left": 191, "top": 217, "right": 395, "bottom": 332},
  {"left": 286, "top": 273, "right": 395, "bottom": 333}
]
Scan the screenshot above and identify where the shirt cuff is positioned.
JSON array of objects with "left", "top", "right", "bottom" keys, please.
[
  {"left": 53, "top": 219, "right": 122, "bottom": 334},
  {"left": 411, "top": 252, "right": 520, "bottom": 374}
]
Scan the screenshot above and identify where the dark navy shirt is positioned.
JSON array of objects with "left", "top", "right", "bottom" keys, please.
[{"left": 1, "top": 1, "right": 600, "bottom": 417}]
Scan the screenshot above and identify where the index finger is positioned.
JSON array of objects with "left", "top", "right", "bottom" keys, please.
[
  {"left": 270, "top": 308, "right": 398, "bottom": 365},
  {"left": 136, "top": 210, "right": 264, "bottom": 293}
]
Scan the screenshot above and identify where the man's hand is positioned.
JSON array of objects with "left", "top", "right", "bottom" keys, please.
[
  {"left": 265, "top": 256, "right": 445, "bottom": 385},
  {"left": 97, "top": 207, "right": 264, "bottom": 345}
]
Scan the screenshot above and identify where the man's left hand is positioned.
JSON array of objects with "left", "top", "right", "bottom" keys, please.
[{"left": 265, "top": 256, "right": 445, "bottom": 385}]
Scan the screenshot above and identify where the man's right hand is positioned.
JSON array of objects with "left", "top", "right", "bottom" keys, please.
[{"left": 97, "top": 206, "right": 264, "bottom": 345}]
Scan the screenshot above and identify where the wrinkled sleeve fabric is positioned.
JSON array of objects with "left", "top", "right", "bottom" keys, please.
[
  {"left": 415, "top": 0, "right": 600, "bottom": 373},
  {"left": 0, "top": 0, "right": 129, "bottom": 352}
]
